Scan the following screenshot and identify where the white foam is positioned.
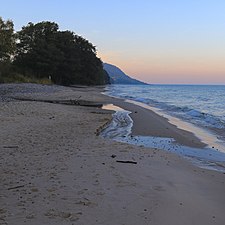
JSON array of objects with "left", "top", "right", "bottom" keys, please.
[{"left": 126, "top": 99, "right": 225, "bottom": 153}]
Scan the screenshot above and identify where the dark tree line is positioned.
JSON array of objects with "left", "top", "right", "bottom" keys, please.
[
  {"left": 0, "top": 17, "right": 15, "bottom": 80},
  {"left": 0, "top": 17, "right": 110, "bottom": 85}
]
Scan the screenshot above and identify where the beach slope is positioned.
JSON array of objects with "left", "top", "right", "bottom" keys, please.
[{"left": 0, "top": 84, "right": 225, "bottom": 225}]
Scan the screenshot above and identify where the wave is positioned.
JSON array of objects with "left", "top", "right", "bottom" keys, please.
[
  {"left": 134, "top": 97, "right": 225, "bottom": 129},
  {"left": 106, "top": 90, "right": 225, "bottom": 129}
]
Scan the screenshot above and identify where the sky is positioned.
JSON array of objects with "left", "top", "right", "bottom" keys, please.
[{"left": 1, "top": 0, "right": 225, "bottom": 84}]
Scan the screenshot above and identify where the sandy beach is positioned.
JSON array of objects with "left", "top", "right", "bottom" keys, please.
[{"left": 0, "top": 84, "right": 225, "bottom": 225}]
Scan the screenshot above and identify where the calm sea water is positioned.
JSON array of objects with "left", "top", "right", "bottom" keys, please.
[{"left": 105, "top": 84, "right": 225, "bottom": 137}]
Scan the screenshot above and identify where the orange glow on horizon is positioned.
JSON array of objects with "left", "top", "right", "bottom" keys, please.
[{"left": 99, "top": 51, "right": 225, "bottom": 84}]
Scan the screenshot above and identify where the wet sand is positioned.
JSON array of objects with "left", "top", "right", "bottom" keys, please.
[
  {"left": 109, "top": 97, "right": 206, "bottom": 148},
  {"left": 0, "top": 84, "right": 225, "bottom": 225}
]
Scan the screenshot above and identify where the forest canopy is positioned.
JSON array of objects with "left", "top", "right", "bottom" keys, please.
[{"left": 0, "top": 17, "right": 110, "bottom": 85}]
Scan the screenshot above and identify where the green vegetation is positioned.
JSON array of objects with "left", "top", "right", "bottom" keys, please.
[
  {"left": 0, "top": 17, "right": 110, "bottom": 85},
  {"left": 0, "top": 17, "right": 15, "bottom": 82},
  {"left": 0, "top": 73, "right": 52, "bottom": 84}
]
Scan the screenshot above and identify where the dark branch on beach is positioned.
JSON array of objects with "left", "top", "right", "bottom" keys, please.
[
  {"left": 116, "top": 160, "right": 137, "bottom": 164},
  {"left": 3, "top": 146, "right": 19, "bottom": 149},
  {"left": 7, "top": 185, "right": 25, "bottom": 190},
  {"left": 12, "top": 97, "right": 103, "bottom": 108}
]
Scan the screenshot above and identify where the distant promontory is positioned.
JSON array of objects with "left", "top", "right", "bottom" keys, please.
[{"left": 103, "top": 63, "right": 147, "bottom": 85}]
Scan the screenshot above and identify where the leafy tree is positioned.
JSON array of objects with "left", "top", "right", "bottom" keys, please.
[
  {"left": 71, "top": 34, "right": 105, "bottom": 85},
  {"left": 0, "top": 17, "right": 15, "bottom": 62},
  {"left": 0, "top": 17, "right": 16, "bottom": 81},
  {"left": 14, "top": 21, "right": 109, "bottom": 85},
  {"left": 14, "top": 21, "right": 59, "bottom": 78}
]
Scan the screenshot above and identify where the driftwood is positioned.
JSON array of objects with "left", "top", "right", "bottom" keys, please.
[
  {"left": 116, "top": 160, "right": 137, "bottom": 164},
  {"left": 69, "top": 85, "right": 89, "bottom": 88},
  {"left": 7, "top": 185, "right": 25, "bottom": 190},
  {"left": 13, "top": 98, "right": 103, "bottom": 108},
  {"left": 3, "top": 146, "right": 19, "bottom": 149}
]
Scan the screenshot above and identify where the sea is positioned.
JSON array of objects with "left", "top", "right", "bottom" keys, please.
[{"left": 102, "top": 84, "right": 225, "bottom": 172}]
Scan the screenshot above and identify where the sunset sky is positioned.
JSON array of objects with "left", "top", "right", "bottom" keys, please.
[{"left": 1, "top": 0, "right": 225, "bottom": 84}]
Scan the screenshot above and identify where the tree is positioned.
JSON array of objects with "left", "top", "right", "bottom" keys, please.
[
  {"left": 0, "top": 17, "right": 16, "bottom": 80},
  {"left": 0, "top": 17, "right": 15, "bottom": 62},
  {"left": 14, "top": 21, "right": 107, "bottom": 85},
  {"left": 14, "top": 21, "right": 59, "bottom": 78}
]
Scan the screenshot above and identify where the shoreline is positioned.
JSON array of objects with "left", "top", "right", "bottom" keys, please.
[
  {"left": 126, "top": 99, "right": 225, "bottom": 151},
  {"left": 106, "top": 95, "right": 206, "bottom": 148},
  {"left": 101, "top": 95, "right": 225, "bottom": 172},
  {"left": 103, "top": 88, "right": 225, "bottom": 153},
  {"left": 104, "top": 85, "right": 225, "bottom": 151},
  {"left": 1, "top": 84, "right": 225, "bottom": 224}
]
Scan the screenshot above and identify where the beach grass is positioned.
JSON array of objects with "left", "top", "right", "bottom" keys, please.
[{"left": 0, "top": 73, "right": 52, "bottom": 85}]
